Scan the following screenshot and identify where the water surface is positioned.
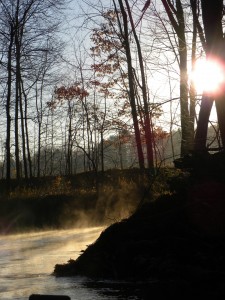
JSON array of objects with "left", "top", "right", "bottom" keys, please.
[{"left": 0, "top": 227, "right": 140, "bottom": 300}]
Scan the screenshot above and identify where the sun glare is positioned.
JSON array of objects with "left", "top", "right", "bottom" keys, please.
[{"left": 191, "top": 58, "right": 225, "bottom": 94}]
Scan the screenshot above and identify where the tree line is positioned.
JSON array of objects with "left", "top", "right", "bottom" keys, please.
[{"left": 0, "top": 0, "right": 224, "bottom": 182}]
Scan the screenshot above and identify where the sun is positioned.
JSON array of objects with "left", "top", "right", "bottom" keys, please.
[{"left": 191, "top": 58, "right": 225, "bottom": 94}]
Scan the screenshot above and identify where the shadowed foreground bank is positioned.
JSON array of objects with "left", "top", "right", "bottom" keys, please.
[{"left": 54, "top": 179, "right": 225, "bottom": 297}]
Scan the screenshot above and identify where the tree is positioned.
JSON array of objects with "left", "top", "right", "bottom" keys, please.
[
  {"left": 90, "top": 9, "right": 135, "bottom": 171},
  {"left": 0, "top": 0, "right": 66, "bottom": 182},
  {"left": 53, "top": 84, "right": 89, "bottom": 175},
  {"left": 124, "top": 0, "right": 154, "bottom": 168},
  {"left": 142, "top": 0, "right": 225, "bottom": 158},
  {"left": 160, "top": 0, "right": 195, "bottom": 156},
  {"left": 194, "top": 0, "right": 225, "bottom": 153}
]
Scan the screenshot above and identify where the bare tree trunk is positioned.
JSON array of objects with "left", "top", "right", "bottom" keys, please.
[
  {"left": 79, "top": 65, "right": 92, "bottom": 172},
  {"left": 100, "top": 96, "right": 107, "bottom": 172},
  {"left": 100, "top": 130, "right": 104, "bottom": 172},
  {"left": 6, "top": 25, "right": 13, "bottom": 184},
  {"left": 189, "top": 0, "right": 197, "bottom": 150},
  {"left": 14, "top": 0, "right": 21, "bottom": 179},
  {"left": 15, "top": 35, "right": 28, "bottom": 179},
  {"left": 194, "top": 94, "right": 213, "bottom": 152},
  {"left": 18, "top": 80, "right": 28, "bottom": 179},
  {"left": 66, "top": 103, "right": 73, "bottom": 175},
  {"left": 35, "top": 84, "right": 42, "bottom": 178},
  {"left": 116, "top": 0, "right": 145, "bottom": 169},
  {"left": 125, "top": 0, "right": 154, "bottom": 168},
  {"left": 50, "top": 110, "right": 54, "bottom": 175},
  {"left": 189, "top": 0, "right": 210, "bottom": 152},
  {"left": 195, "top": 0, "right": 225, "bottom": 150},
  {"left": 21, "top": 79, "right": 32, "bottom": 178},
  {"left": 15, "top": 57, "right": 21, "bottom": 179},
  {"left": 161, "top": 0, "right": 192, "bottom": 156},
  {"left": 177, "top": 0, "right": 191, "bottom": 156}
]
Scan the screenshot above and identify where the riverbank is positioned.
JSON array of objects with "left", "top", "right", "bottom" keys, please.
[
  {"left": 0, "top": 168, "right": 172, "bottom": 234},
  {"left": 54, "top": 175, "right": 225, "bottom": 297}
]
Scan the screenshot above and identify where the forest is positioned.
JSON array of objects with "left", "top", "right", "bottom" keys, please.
[
  {"left": 1, "top": 0, "right": 225, "bottom": 297},
  {"left": 0, "top": 0, "right": 224, "bottom": 183}
]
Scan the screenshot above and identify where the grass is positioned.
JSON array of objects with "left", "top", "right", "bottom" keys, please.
[{"left": 0, "top": 168, "right": 179, "bottom": 235}]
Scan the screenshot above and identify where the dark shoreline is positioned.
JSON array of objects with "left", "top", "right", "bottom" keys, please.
[{"left": 54, "top": 179, "right": 225, "bottom": 297}]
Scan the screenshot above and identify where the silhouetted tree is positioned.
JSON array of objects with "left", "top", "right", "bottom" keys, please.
[
  {"left": 194, "top": 0, "right": 225, "bottom": 152},
  {"left": 0, "top": 0, "right": 66, "bottom": 182}
]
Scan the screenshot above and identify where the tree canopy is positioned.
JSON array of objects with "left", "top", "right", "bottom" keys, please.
[{"left": 0, "top": 0, "right": 224, "bottom": 180}]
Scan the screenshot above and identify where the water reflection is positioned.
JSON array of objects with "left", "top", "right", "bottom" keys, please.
[
  {"left": 84, "top": 280, "right": 142, "bottom": 299},
  {"left": 0, "top": 227, "right": 144, "bottom": 300},
  {"left": 0, "top": 228, "right": 103, "bottom": 299}
]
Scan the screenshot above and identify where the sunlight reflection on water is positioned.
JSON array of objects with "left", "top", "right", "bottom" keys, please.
[
  {"left": 0, "top": 227, "right": 141, "bottom": 300},
  {"left": 0, "top": 227, "right": 109, "bottom": 300}
]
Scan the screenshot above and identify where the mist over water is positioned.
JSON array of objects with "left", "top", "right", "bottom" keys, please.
[
  {"left": 0, "top": 228, "right": 101, "bottom": 299},
  {"left": 0, "top": 174, "right": 143, "bottom": 299},
  {"left": 0, "top": 176, "right": 141, "bottom": 236},
  {"left": 0, "top": 227, "right": 140, "bottom": 300}
]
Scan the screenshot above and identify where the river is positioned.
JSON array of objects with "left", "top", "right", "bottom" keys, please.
[{"left": 0, "top": 227, "right": 141, "bottom": 300}]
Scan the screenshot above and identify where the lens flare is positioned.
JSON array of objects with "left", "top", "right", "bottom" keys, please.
[{"left": 191, "top": 58, "right": 225, "bottom": 94}]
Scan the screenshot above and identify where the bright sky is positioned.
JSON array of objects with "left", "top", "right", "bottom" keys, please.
[
  {"left": 191, "top": 58, "right": 225, "bottom": 95},
  {"left": 64, "top": 0, "right": 222, "bottom": 132}
]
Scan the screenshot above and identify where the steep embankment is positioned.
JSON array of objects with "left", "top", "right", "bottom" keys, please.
[{"left": 54, "top": 179, "right": 225, "bottom": 297}]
